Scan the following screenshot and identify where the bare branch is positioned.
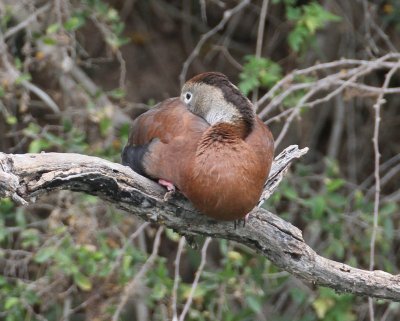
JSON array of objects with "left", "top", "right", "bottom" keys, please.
[
  {"left": 1, "top": 147, "right": 400, "bottom": 301},
  {"left": 112, "top": 226, "right": 164, "bottom": 321},
  {"left": 368, "top": 60, "right": 400, "bottom": 317},
  {"left": 172, "top": 237, "right": 186, "bottom": 321},
  {"left": 179, "top": 0, "right": 251, "bottom": 86},
  {"left": 178, "top": 237, "right": 212, "bottom": 321},
  {"left": 4, "top": 3, "right": 52, "bottom": 40}
]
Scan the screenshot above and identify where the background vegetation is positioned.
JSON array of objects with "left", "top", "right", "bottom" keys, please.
[{"left": 1, "top": 0, "right": 400, "bottom": 320}]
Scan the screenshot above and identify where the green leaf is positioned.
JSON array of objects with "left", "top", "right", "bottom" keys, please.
[
  {"left": 42, "top": 36, "right": 57, "bottom": 45},
  {"left": 283, "top": 185, "right": 297, "bottom": 200},
  {"left": 165, "top": 228, "right": 180, "bottom": 242},
  {"left": 106, "top": 8, "right": 119, "bottom": 22},
  {"left": 21, "top": 228, "right": 40, "bottom": 248},
  {"left": 239, "top": 55, "right": 282, "bottom": 95},
  {"left": 14, "top": 73, "right": 32, "bottom": 85},
  {"left": 312, "top": 196, "right": 326, "bottom": 218},
  {"left": 326, "top": 178, "right": 345, "bottom": 192},
  {"left": 6, "top": 116, "right": 17, "bottom": 125},
  {"left": 15, "top": 209, "right": 26, "bottom": 227},
  {"left": 4, "top": 297, "right": 19, "bottom": 310},
  {"left": 73, "top": 272, "right": 92, "bottom": 291},
  {"left": 99, "top": 117, "right": 112, "bottom": 137},
  {"left": 35, "top": 247, "right": 56, "bottom": 263},
  {"left": 288, "top": 25, "right": 308, "bottom": 52},
  {"left": 46, "top": 23, "right": 60, "bottom": 34},
  {"left": 107, "top": 88, "right": 126, "bottom": 99},
  {"left": 28, "top": 139, "right": 50, "bottom": 153},
  {"left": 64, "top": 16, "right": 85, "bottom": 31},
  {"left": 151, "top": 283, "right": 168, "bottom": 301},
  {"left": 312, "top": 297, "right": 334, "bottom": 319},
  {"left": 0, "top": 220, "right": 9, "bottom": 243},
  {"left": 14, "top": 58, "right": 22, "bottom": 70},
  {"left": 286, "top": 2, "right": 341, "bottom": 52},
  {"left": 105, "top": 35, "right": 130, "bottom": 49},
  {"left": 286, "top": 6, "right": 301, "bottom": 20},
  {"left": 246, "top": 295, "right": 262, "bottom": 313}
]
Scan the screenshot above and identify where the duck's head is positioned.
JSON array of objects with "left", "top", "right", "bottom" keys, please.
[{"left": 180, "top": 72, "right": 255, "bottom": 136}]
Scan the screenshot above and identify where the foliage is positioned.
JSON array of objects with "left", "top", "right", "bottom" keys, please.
[
  {"left": 239, "top": 56, "right": 282, "bottom": 95},
  {"left": 1, "top": 0, "right": 399, "bottom": 320},
  {"left": 273, "top": 0, "right": 341, "bottom": 52}
]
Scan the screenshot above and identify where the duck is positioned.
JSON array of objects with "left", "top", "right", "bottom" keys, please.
[{"left": 122, "top": 72, "right": 274, "bottom": 222}]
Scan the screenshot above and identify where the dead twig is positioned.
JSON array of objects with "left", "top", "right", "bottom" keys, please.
[
  {"left": 179, "top": 0, "right": 251, "bottom": 86},
  {"left": 112, "top": 226, "right": 164, "bottom": 321}
]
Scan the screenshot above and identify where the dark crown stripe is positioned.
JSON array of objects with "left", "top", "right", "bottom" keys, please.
[{"left": 190, "top": 72, "right": 255, "bottom": 133}]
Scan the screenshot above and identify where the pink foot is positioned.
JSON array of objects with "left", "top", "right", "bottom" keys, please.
[
  {"left": 158, "top": 179, "right": 175, "bottom": 192},
  {"left": 158, "top": 179, "right": 176, "bottom": 201}
]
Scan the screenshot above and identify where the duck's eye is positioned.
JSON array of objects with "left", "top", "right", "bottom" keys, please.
[{"left": 184, "top": 92, "right": 192, "bottom": 103}]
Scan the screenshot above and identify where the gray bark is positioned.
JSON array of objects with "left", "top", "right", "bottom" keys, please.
[{"left": 1, "top": 146, "right": 399, "bottom": 301}]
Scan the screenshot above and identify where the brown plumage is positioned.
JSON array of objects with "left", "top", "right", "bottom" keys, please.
[{"left": 122, "top": 72, "right": 274, "bottom": 221}]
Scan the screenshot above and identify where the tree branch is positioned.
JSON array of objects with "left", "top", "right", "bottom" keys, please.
[{"left": 1, "top": 146, "right": 400, "bottom": 301}]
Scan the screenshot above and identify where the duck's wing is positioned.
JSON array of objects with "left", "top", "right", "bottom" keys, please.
[{"left": 122, "top": 97, "right": 208, "bottom": 188}]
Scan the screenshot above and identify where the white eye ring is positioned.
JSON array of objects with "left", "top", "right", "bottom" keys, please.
[{"left": 184, "top": 91, "right": 192, "bottom": 104}]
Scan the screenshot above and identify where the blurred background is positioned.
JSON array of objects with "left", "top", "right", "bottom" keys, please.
[{"left": 0, "top": 0, "right": 400, "bottom": 320}]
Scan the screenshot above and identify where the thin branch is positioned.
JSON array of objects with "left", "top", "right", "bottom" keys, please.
[
  {"left": 2, "top": 147, "right": 400, "bottom": 301},
  {"left": 4, "top": 3, "right": 52, "bottom": 39},
  {"left": 257, "top": 53, "right": 400, "bottom": 113},
  {"left": 108, "top": 222, "right": 150, "bottom": 276},
  {"left": 258, "top": 145, "right": 309, "bottom": 207},
  {"left": 112, "top": 226, "right": 164, "bottom": 321},
  {"left": 172, "top": 237, "right": 186, "bottom": 321},
  {"left": 0, "top": 32, "right": 60, "bottom": 114},
  {"left": 178, "top": 237, "right": 212, "bottom": 321},
  {"left": 252, "top": 0, "right": 269, "bottom": 107},
  {"left": 272, "top": 54, "right": 400, "bottom": 147},
  {"left": 255, "top": 0, "right": 269, "bottom": 58},
  {"left": 369, "top": 61, "right": 400, "bottom": 271},
  {"left": 368, "top": 60, "right": 400, "bottom": 319},
  {"left": 20, "top": 81, "right": 61, "bottom": 114},
  {"left": 199, "top": 0, "right": 207, "bottom": 24},
  {"left": 179, "top": 0, "right": 250, "bottom": 86}
]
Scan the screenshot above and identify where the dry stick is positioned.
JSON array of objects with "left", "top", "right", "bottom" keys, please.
[
  {"left": 179, "top": 0, "right": 251, "bottom": 86},
  {"left": 335, "top": 80, "right": 400, "bottom": 94},
  {"left": 0, "top": 32, "right": 60, "bottom": 114},
  {"left": 361, "top": 0, "right": 379, "bottom": 55},
  {"left": 115, "top": 49, "right": 127, "bottom": 90},
  {"left": 258, "top": 145, "right": 309, "bottom": 207},
  {"left": 4, "top": 3, "right": 52, "bottom": 39},
  {"left": 211, "top": 45, "right": 243, "bottom": 70},
  {"left": 252, "top": 0, "right": 269, "bottom": 108},
  {"left": 258, "top": 64, "right": 366, "bottom": 119},
  {"left": 327, "top": 96, "right": 345, "bottom": 160},
  {"left": 257, "top": 53, "right": 400, "bottom": 111},
  {"left": 199, "top": 0, "right": 207, "bottom": 23},
  {"left": 112, "top": 227, "right": 164, "bottom": 321},
  {"left": 274, "top": 87, "right": 319, "bottom": 148},
  {"left": 3, "top": 147, "right": 400, "bottom": 301},
  {"left": 360, "top": 154, "right": 400, "bottom": 195},
  {"left": 262, "top": 79, "right": 400, "bottom": 126},
  {"left": 368, "top": 60, "right": 400, "bottom": 321},
  {"left": 365, "top": 162, "right": 400, "bottom": 201},
  {"left": 263, "top": 76, "right": 400, "bottom": 121},
  {"left": 90, "top": 16, "right": 127, "bottom": 90},
  {"left": 178, "top": 237, "right": 212, "bottom": 321},
  {"left": 172, "top": 237, "right": 186, "bottom": 321},
  {"left": 108, "top": 222, "right": 150, "bottom": 276},
  {"left": 273, "top": 54, "right": 399, "bottom": 148}
]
